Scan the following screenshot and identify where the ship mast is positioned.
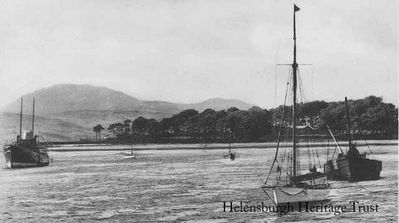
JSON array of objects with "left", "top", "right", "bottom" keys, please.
[
  {"left": 32, "top": 98, "right": 35, "bottom": 134},
  {"left": 19, "top": 97, "right": 23, "bottom": 141},
  {"left": 292, "top": 4, "right": 300, "bottom": 178},
  {"left": 345, "top": 97, "right": 352, "bottom": 148}
]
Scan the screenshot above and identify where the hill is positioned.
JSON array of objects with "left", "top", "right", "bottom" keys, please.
[
  {"left": 178, "top": 98, "right": 253, "bottom": 112},
  {"left": 0, "top": 112, "right": 91, "bottom": 143},
  {"left": 3, "top": 84, "right": 252, "bottom": 114},
  {"left": 0, "top": 84, "right": 253, "bottom": 142},
  {"left": 4, "top": 84, "right": 149, "bottom": 115}
]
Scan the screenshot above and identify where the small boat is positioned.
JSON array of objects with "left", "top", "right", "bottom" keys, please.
[
  {"left": 262, "top": 5, "right": 330, "bottom": 206},
  {"left": 323, "top": 97, "right": 382, "bottom": 181},
  {"left": 122, "top": 146, "right": 136, "bottom": 159},
  {"left": 224, "top": 143, "right": 236, "bottom": 161},
  {"left": 3, "top": 98, "right": 50, "bottom": 168},
  {"left": 123, "top": 152, "right": 135, "bottom": 159}
]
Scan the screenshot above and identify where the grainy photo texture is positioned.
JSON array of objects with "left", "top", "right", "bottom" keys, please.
[{"left": 0, "top": 0, "right": 397, "bottom": 222}]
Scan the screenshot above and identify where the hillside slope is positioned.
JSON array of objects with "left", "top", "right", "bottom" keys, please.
[
  {"left": 4, "top": 84, "right": 252, "bottom": 115},
  {"left": 1, "top": 84, "right": 254, "bottom": 142},
  {"left": 0, "top": 112, "right": 92, "bottom": 143},
  {"left": 4, "top": 84, "right": 146, "bottom": 115}
]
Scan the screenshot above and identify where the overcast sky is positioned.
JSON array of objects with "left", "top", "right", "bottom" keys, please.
[{"left": 0, "top": 0, "right": 396, "bottom": 108}]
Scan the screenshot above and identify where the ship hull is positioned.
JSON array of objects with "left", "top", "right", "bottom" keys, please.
[
  {"left": 224, "top": 152, "right": 236, "bottom": 160},
  {"left": 324, "top": 156, "right": 381, "bottom": 182},
  {"left": 3, "top": 145, "right": 49, "bottom": 168},
  {"left": 262, "top": 186, "right": 330, "bottom": 205}
]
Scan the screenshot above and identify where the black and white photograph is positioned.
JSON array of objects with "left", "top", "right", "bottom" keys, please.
[{"left": 0, "top": 0, "right": 397, "bottom": 222}]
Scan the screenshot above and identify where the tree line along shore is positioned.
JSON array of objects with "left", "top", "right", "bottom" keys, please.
[
  {"left": 47, "top": 140, "right": 397, "bottom": 152},
  {"left": 76, "top": 96, "right": 397, "bottom": 145}
]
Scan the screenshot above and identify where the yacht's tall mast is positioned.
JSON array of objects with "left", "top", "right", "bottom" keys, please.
[{"left": 292, "top": 4, "right": 300, "bottom": 177}]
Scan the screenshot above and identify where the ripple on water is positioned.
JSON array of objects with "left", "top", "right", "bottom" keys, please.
[{"left": 0, "top": 145, "right": 396, "bottom": 222}]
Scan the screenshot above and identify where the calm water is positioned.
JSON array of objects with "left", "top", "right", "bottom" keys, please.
[{"left": 0, "top": 144, "right": 397, "bottom": 222}]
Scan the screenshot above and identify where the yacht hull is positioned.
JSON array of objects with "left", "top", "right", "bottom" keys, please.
[{"left": 262, "top": 186, "right": 330, "bottom": 205}]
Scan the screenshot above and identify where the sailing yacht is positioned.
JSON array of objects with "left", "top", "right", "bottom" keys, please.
[
  {"left": 261, "top": 5, "right": 330, "bottom": 205},
  {"left": 223, "top": 129, "right": 236, "bottom": 160}
]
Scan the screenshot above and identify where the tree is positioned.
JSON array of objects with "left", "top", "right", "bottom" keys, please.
[
  {"left": 103, "top": 95, "right": 397, "bottom": 143},
  {"left": 197, "top": 111, "right": 217, "bottom": 140},
  {"left": 145, "top": 119, "right": 161, "bottom": 137},
  {"left": 107, "top": 123, "right": 125, "bottom": 137},
  {"left": 170, "top": 109, "right": 199, "bottom": 135},
  {"left": 160, "top": 117, "right": 175, "bottom": 136},
  {"left": 132, "top": 116, "right": 149, "bottom": 135},
  {"left": 93, "top": 124, "right": 105, "bottom": 141},
  {"left": 123, "top": 119, "right": 132, "bottom": 134}
]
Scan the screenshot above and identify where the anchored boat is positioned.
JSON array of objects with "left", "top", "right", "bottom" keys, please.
[
  {"left": 323, "top": 97, "right": 382, "bottom": 181},
  {"left": 224, "top": 142, "right": 236, "bottom": 161},
  {"left": 3, "top": 98, "right": 50, "bottom": 168},
  {"left": 122, "top": 145, "right": 136, "bottom": 159},
  {"left": 262, "top": 5, "right": 330, "bottom": 205}
]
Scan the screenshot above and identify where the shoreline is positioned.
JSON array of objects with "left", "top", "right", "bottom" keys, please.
[{"left": 47, "top": 140, "right": 398, "bottom": 152}]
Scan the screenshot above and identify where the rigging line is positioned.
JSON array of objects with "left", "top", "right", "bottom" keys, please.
[
  {"left": 274, "top": 65, "right": 278, "bottom": 107},
  {"left": 280, "top": 119, "right": 290, "bottom": 164},
  {"left": 326, "top": 125, "right": 344, "bottom": 154},
  {"left": 268, "top": 87, "right": 290, "bottom": 174},
  {"left": 307, "top": 139, "right": 312, "bottom": 166},
  {"left": 274, "top": 159, "right": 291, "bottom": 178},
  {"left": 297, "top": 68, "right": 306, "bottom": 104},
  {"left": 311, "top": 66, "right": 314, "bottom": 101},
  {"left": 287, "top": 152, "right": 291, "bottom": 182},
  {"left": 261, "top": 188, "right": 274, "bottom": 203},
  {"left": 281, "top": 71, "right": 293, "bottom": 163},
  {"left": 311, "top": 145, "right": 317, "bottom": 168},
  {"left": 297, "top": 68, "right": 303, "bottom": 104},
  {"left": 280, "top": 126, "right": 287, "bottom": 163},
  {"left": 281, "top": 146, "right": 287, "bottom": 166},
  {"left": 326, "top": 133, "right": 330, "bottom": 162},
  {"left": 281, "top": 122, "right": 290, "bottom": 164},
  {"left": 282, "top": 83, "right": 292, "bottom": 163},
  {"left": 283, "top": 127, "right": 289, "bottom": 164},
  {"left": 363, "top": 135, "right": 374, "bottom": 157},
  {"left": 264, "top": 71, "right": 291, "bottom": 185},
  {"left": 307, "top": 134, "right": 312, "bottom": 169},
  {"left": 315, "top": 146, "right": 322, "bottom": 169},
  {"left": 331, "top": 145, "right": 337, "bottom": 159},
  {"left": 273, "top": 39, "right": 282, "bottom": 108}
]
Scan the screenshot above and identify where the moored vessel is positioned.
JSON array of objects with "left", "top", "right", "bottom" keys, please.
[
  {"left": 262, "top": 4, "right": 330, "bottom": 205},
  {"left": 323, "top": 97, "right": 382, "bottom": 181},
  {"left": 122, "top": 145, "right": 136, "bottom": 159},
  {"left": 3, "top": 98, "right": 50, "bottom": 168},
  {"left": 224, "top": 142, "right": 236, "bottom": 161}
]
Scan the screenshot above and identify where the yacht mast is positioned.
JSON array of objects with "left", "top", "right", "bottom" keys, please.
[{"left": 292, "top": 4, "right": 300, "bottom": 177}]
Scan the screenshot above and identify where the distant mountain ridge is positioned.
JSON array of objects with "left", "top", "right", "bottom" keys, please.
[
  {"left": 179, "top": 98, "right": 253, "bottom": 112},
  {"left": 0, "top": 84, "right": 254, "bottom": 142},
  {"left": 4, "top": 84, "right": 154, "bottom": 114},
  {"left": 3, "top": 84, "right": 254, "bottom": 115}
]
